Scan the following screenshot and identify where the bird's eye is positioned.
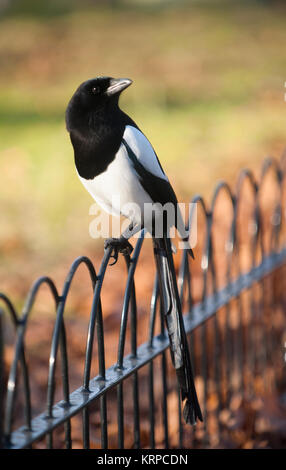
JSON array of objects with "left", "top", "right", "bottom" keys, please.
[{"left": 91, "top": 86, "right": 100, "bottom": 94}]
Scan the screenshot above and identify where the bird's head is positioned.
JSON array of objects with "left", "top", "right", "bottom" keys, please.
[{"left": 66, "top": 76, "right": 132, "bottom": 132}]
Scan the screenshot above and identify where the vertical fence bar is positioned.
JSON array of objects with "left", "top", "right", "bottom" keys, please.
[
  {"left": 178, "top": 251, "right": 191, "bottom": 448},
  {"left": 124, "top": 253, "right": 140, "bottom": 449},
  {"left": 116, "top": 234, "right": 145, "bottom": 449},
  {"left": 100, "top": 395, "right": 108, "bottom": 449},
  {"left": 148, "top": 275, "right": 159, "bottom": 448},
  {"left": 148, "top": 360, "right": 155, "bottom": 448},
  {"left": 59, "top": 324, "right": 72, "bottom": 449},
  {"left": 117, "top": 382, "right": 124, "bottom": 449},
  {"left": 160, "top": 299, "right": 169, "bottom": 449},
  {"left": 82, "top": 405, "right": 90, "bottom": 449}
]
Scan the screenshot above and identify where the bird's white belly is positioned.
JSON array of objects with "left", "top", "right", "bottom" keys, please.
[{"left": 78, "top": 144, "right": 154, "bottom": 226}]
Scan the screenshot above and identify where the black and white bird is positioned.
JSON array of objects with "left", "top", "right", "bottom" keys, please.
[{"left": 65, "top": 76, "right": 202, "bottom": 425}]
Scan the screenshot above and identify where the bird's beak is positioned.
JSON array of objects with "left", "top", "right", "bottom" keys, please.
[{"left": 106, "top": 78, "right": 133, "bottom": 96}]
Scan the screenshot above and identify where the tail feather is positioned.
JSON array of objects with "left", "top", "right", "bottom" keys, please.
[{"left": 153, "top": 235, "right": 203, "bottom": 425}]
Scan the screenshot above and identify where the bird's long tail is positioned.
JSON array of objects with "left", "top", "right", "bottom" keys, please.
[{"left": 153, "top": 235, "right": 203, "bottom": 425}]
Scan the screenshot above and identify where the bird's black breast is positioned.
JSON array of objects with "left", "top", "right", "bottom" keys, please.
[
  {"left": 69, "top": 110, "right": 138, "bottom": 180},
  {"left": 70, "top": 123, "right": 125, "bottom": 180}
]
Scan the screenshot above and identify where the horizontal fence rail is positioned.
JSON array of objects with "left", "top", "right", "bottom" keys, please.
[{"left": 1, "top": 154, "right": 286, "bottom": 449}]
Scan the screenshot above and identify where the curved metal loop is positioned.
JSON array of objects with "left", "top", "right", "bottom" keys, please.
[
  {"left": 181, "top": 194, "right": 209, "bottom": 307},
  {"left": 210, "top": 180, "right": 235, "bottom": 215},
  {"left": 46, "top": 256, "right": 97, "bottom": 417},
  {"left": 22, "top": 276, "right": 60, "bottom": 322},
  {"left": 4, "top": 276, "right": 60, "bottom": 441},
  {"left": 203, "top": 181, "right": 236, "bottom": 297},
  {"left": 188, "top": 194, "right": 208, "bottom": 227},
  {"left": 257, "top": 157, "right": 283, "bottom": 258},
  {"left": 260, "top": 156, "right": 282, "bottom": 186},
  {"left": 0, "top": 293, "right": 19, "bottom": 326},
  {"left": 235, "top": 168, "right": 258, "bottom": 197},
  {"left": 117, "top": 231, "right": 145, "bottom": 368},
  {"left": 83, "top": 249, "right": 111, "bottom": 389},
  {"left": 233, "top": 168, "right": 259, "bottom": 274}
]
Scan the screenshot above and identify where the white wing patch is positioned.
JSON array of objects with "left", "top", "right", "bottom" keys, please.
[
  {"left": 77, "top": 125, "right": 168, "bottom": 229},
  {"left": 77, "top": 143, "right": 155, "bottom": 226},
  {"left": 123, "top": 125, "right": 168, "bottom": 181}
]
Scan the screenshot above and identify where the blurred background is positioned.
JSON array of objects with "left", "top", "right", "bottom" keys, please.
[
  {"left": 1, "top": 0, "right": 286, "bottom": 448},
  {"left": 1, "top": 0, "right": 286, "bottom": 292}
]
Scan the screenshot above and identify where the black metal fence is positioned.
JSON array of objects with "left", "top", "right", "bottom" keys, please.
[{"left": 1, "top": 155, "right": 286, "bottom": 449}]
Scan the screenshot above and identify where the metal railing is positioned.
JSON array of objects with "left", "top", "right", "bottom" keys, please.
[{"left": 1, "top": 154, "right": 286, "bottom": 449}]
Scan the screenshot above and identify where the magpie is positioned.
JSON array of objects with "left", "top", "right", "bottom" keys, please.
[{"left": 65, "top": 76, "right": 203, "bottom": 425}]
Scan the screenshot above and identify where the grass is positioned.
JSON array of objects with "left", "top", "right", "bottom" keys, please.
[{"left": 0, "top": 1, "right": 286, "bottom": 282}]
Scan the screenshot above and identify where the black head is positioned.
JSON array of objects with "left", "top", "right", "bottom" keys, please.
[{"left": 66, "top": 76, "right": 132, "bottom": 132}]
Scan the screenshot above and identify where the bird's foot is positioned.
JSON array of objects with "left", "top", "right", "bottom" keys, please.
[{"left": 104, "top": 237, "right": 133, "bottom": 265}]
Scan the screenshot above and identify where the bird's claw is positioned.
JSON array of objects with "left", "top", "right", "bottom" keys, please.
[{"left": 104, "top": 238, "right": 133, "bottom": 266}]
